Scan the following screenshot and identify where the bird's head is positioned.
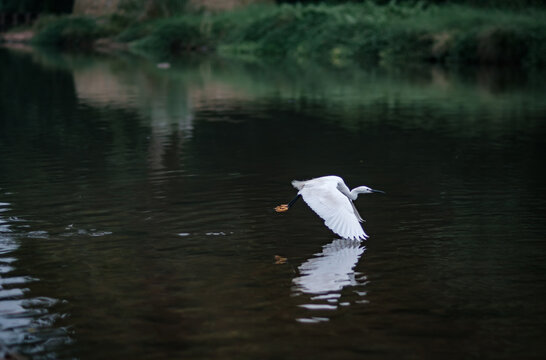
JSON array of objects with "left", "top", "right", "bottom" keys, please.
[{"left": 354, "top": 186, "right": 385, "bottom": 194}]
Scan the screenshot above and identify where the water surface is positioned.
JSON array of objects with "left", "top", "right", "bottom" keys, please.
[{"left": 0, "top": 47, "right": 545, "bottom": 359}]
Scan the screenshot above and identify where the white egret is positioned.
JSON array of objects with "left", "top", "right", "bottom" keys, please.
[{"left": 275, "top": 175, "right": 383, "bottom": 240}]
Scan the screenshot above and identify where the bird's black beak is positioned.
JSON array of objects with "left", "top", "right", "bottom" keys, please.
[{"left": 371, "top": 189, "right": 385, "bottom": 194}]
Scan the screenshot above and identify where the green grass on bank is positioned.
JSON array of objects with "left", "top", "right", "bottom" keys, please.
[{"left": 30, "top": 2, "right": 546, "bottom": 67}]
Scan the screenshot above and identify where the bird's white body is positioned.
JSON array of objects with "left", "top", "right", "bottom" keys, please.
[{"left": 291, "top": 176, "right": 378, "bottom": 241}]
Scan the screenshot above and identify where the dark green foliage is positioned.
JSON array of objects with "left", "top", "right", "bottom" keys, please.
[
  {"left": 276, "top": 0, "right": 545, "bottom": 9},
  {"left": 118, "top": 0, "right": 188, "bottom": 18},
  {"left": 31, "top": 16, "right": 103, "bottom": 47},
  {"left": 208, "top": 2, "right": 546, "bottom": 67},
  {"left": 116, "top": 22, "right": 153, "bottom": 43},
  {"left": 130, "top": 18, "right": 205, "bottom": 57}
]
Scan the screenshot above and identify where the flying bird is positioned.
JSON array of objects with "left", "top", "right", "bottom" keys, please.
[{"left": 275, "top": 176, "right": 383, "bottom": 240}]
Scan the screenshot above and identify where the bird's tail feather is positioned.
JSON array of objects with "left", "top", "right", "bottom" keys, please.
[{"left": 291, "top": 180, "right": 305, "bottom": 190}]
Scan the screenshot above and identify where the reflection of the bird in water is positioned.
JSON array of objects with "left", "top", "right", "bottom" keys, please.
[{"left": 292, "top": 239, "right": 368, "bottom": 323}]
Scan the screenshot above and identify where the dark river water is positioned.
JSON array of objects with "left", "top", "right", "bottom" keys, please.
[{"left": 0, "top": 46, "right": 545, "bottom": 359}]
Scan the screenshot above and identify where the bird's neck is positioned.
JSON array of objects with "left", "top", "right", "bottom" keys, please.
[
  {"left": 349, "top": 187, "right": 370, "bottom": 200},
  {"left": 348, "top": 189, "right": 360, "bottom": 201}
]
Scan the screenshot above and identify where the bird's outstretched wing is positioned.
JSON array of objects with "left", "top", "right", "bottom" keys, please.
[{"left": 298, "top": 183, "right": 368, "bottom": 240}]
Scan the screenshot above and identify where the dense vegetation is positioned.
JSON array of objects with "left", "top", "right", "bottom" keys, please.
[
  {"left": 25, "top": 2, "right": 546, "bottom": 67},
  {"left": 31, "top": 16, "right": 105, "bottom": 47},
  {"left": 279, "top": 0, "right": 544, "bottom": 8}
]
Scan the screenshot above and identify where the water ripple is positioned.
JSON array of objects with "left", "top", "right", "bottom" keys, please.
[{"left": 0, "top": 201, "right": 70, "bottom": 357}]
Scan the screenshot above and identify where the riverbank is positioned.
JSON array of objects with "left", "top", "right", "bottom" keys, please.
[{"left": 3, "top": 2, "right": 546, "bottom": 67}]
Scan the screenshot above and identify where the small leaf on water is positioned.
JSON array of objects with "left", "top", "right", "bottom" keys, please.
[{"left": 274, "top": 255, "right": 287, "bottom": 264}]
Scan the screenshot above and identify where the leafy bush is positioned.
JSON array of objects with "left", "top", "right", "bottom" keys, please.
[
  {"left": 32, "top": 16, "right": 102, "bottom": 47},
  {"left": 130, "top": 18, "right": 205, "bottom": 57},
  {"left": 116, "top": 22, "right": 153, "bottom": 43}
]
